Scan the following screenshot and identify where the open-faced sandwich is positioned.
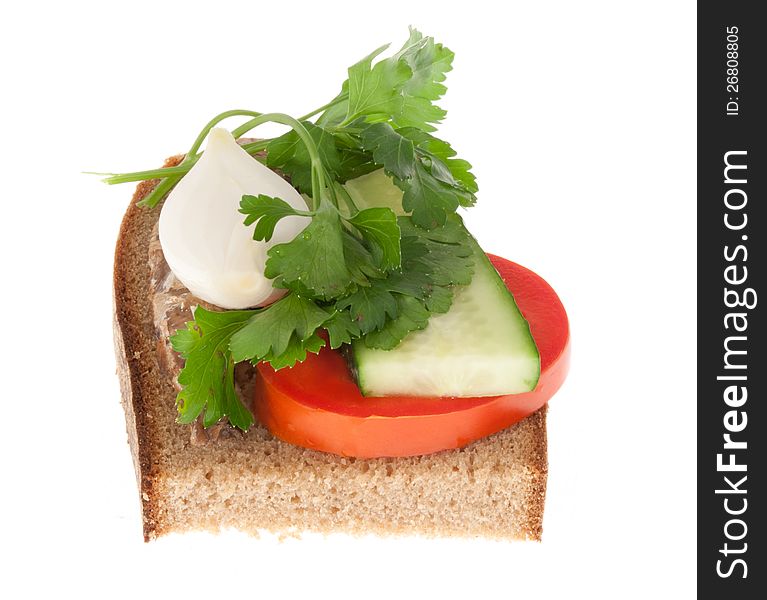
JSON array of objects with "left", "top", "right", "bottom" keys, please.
[{"left": 105, "top": 29, "right": 570, "bottom": 541}]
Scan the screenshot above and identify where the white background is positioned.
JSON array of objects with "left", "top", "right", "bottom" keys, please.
[{"left": 1, "top": 1, "right": 696, "bottom": 598}]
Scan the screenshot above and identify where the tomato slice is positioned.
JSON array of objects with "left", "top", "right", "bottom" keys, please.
[{"left": 255, "top": 255, "right": 570, "bottom": 458}]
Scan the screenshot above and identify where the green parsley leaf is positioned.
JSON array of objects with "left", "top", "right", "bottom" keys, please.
[
  {"left": 342, "top": 230, "right": 383, "bottom": 284},
  {"left": 397, "top": 212, "right": 470, "bottom": 242},
  {"left": 170, "top": 307, "right": 255, "bottom": 430},
  {"left": 337, "top": 215, "right": 474, "bottom": 343},
  {"left": 262, "top": 332, "right": 326, "bottom": 370},
  {"left": 266, "top": 122, "right": 342, "bottom": 195},
  {"left": 239, "top": 194, "right": 309, "bottom": 242},
  {"left": 229, "top": 293, "right": 331, "bottom": 366},
  {"left": 316, "top": 85, "right": 350, "bottom": 128},
  {"left": 360, "top": 123, "right": 476, "bottom": 228},
  {"left": 362, "top": 295, "right": 431, "bottom": 350},
  {"left": 346, "top": 207, "right": 401, "bottom": 271},
  {"left": 169, "top": 322, "right": 200, "bottom": 356},
  {"left": 391, "top": 28, "right": 454, "bottom": 131},
  {"left": 399, "top": 162, "right": 460, "bottom": 228},
  {"left": 268, "top": 125, "right": 378, "bottom": 189},
  {"left": 421, "top": 283, "right": 454, "bottom": 314},
  {"left": 319, "top": 31, "right": 454, "bottom": 132},
  {"left": 335, "top": 145, "right": 379, "bottom": 182},
  {"left": 345, "top": 44, "right": 411, "bottom": 125},
  {"left": 394, "top": 28, "right": 454, "bottom": 104},
  {"left": 396, "top": 128, "right": 477, "bottom": 194},
  {"left": 359, "top": 124, "right": 415, "bottom": 175},
  {"left": 323, "top": 309, "right": 362, "bottom": 349},
  {"left": 399, "top": 217, "right": 474, "bottom": 287},
  {"left": 265, "top": 202, "right": 352, "bottom": 300},
  {"left": 370, "top": 216, "right": 473, "bottom": 345},
  {"left": 336, "top": 284, "right": 399, "bottom": 334}
]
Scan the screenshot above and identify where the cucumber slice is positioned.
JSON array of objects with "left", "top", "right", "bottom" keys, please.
[
  {"left": 352, "top": 239, "right": 541, "bottom": 398},
  {"left": 344, "top": 169, "right": 406, "bottom": 215}
]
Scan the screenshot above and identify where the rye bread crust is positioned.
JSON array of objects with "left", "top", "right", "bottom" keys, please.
[{"left": 113, "top": 156, "right": 548, "bottom": 542}]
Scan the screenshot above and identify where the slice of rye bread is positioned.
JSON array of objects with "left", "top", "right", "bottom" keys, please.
[{"left": 113, "top": 155, "right": 548, "bottom": 542}]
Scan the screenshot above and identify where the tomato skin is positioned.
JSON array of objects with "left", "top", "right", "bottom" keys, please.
[{"left": 255, "top": 255, "right": 570, "bottom": 458}]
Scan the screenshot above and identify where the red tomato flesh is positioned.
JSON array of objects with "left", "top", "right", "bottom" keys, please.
[{"left": 255, "top": 255, "right": 570, "bottom": 458}]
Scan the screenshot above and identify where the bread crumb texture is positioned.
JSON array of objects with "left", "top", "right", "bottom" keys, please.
[{"left": 113, "top": 157, "right": 548, "bottom": 542}]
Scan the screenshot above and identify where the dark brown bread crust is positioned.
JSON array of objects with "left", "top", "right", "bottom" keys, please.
[
  {"left": 113, "top": 167, "right": 178, "bottom": 539},
  {"left": 113, "top": 157, "right": 548, "bottom": 542}
]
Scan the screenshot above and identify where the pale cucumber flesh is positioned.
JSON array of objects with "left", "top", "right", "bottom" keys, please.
[
  {"left": 352, "top": 239, "right": 541, "bottom": 398},
  {"left": 344, "top": 169, "right": 407, "bottom": 215}
]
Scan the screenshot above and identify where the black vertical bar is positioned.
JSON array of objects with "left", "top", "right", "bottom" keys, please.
[{"left": 698, "top": 2, "right": 766, "bottom": 597}]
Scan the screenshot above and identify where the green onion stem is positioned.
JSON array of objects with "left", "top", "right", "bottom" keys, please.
[
  {"left": 100, "top": 95, "right": 345, "bottom": 197},
  {"left": 101, "top": 141, "right": 270, "bottom": 185},
  {"left": 136, "top": 172, "right": 179, "bottom": 208}
]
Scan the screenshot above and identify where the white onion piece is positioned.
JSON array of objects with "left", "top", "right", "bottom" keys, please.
[{"left": 159, "top": 128, "right": 309, "bottom": 309}]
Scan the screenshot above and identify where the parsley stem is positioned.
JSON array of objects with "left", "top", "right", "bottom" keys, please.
[
  {"left": 298, "top": 94, "right": 348, "bottom": 121},
  {"left": 231, "top": 113, "right": 326, "bottom": 211},
  {"left": 241, "top": 140, "right": 270, "bottom": 154},
  {"left": 335, "top": 183, "right": 360, "bottom": 216}
]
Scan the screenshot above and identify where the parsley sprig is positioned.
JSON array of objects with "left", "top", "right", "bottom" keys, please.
[{"left": 103, "top": 28, "right": 480, "bottom": 430}]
